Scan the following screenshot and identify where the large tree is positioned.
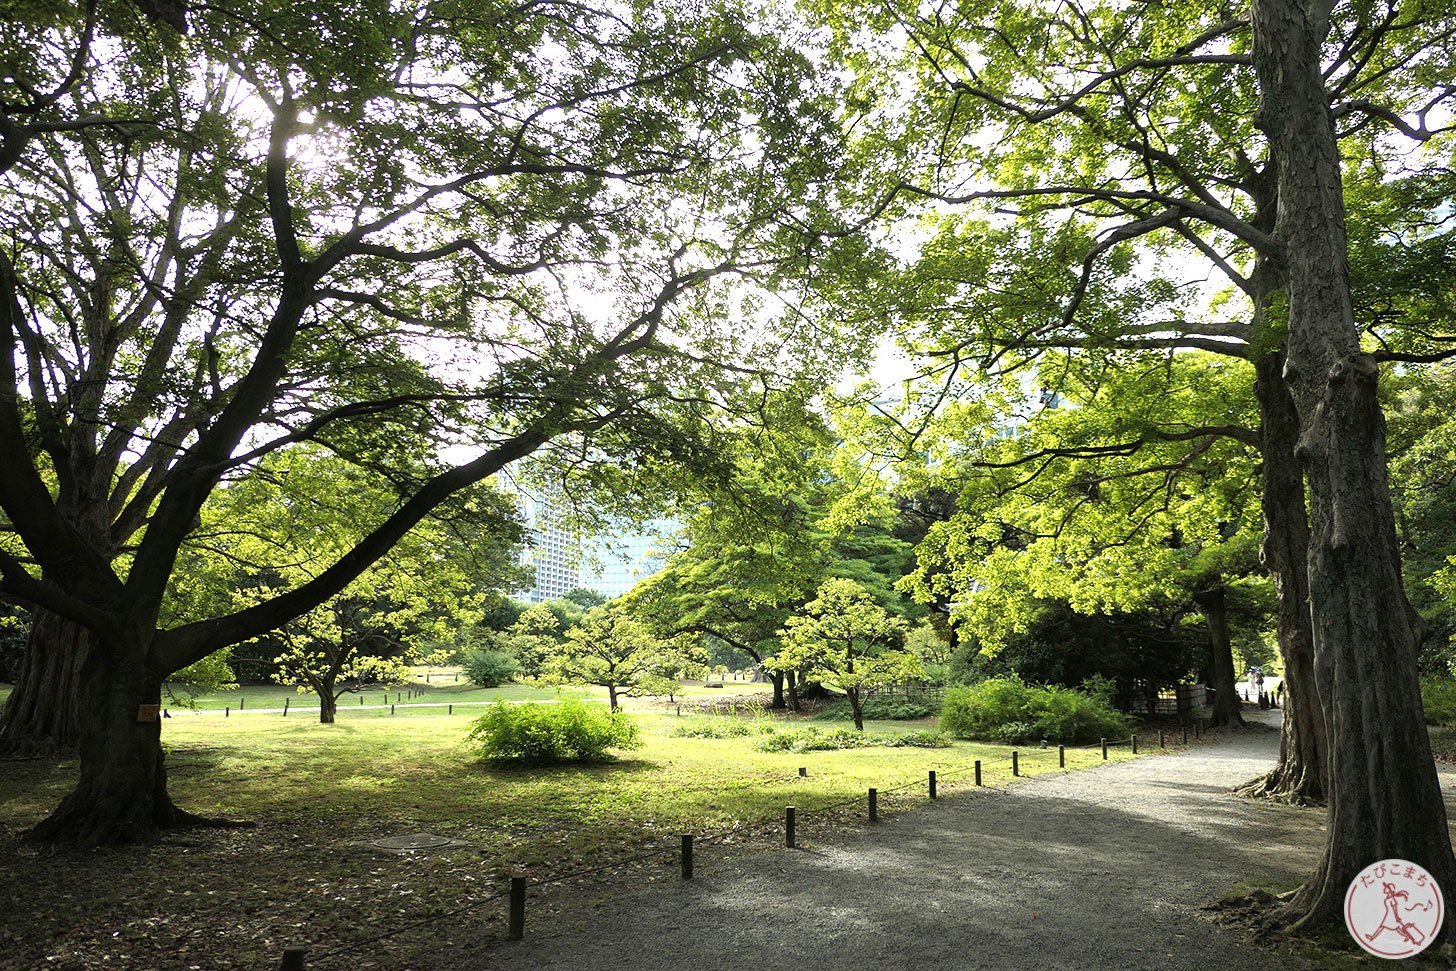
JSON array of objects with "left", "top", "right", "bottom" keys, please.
[
  {"left": 825, "top": 0, "right": 1456, "bottom": 928},
  {"left": 0, "top": 0, "right": 850, "bottom": 845}
]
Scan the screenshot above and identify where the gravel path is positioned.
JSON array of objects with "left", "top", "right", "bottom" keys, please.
[{"left": 454, "top": 721, "right": 1345, "bottom": 971}]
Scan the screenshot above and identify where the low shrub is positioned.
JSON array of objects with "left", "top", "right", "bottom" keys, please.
[
  {"left": 666, "top": 719, "right": 753, "bottom": 739},
  {"left": 940, "top": 677, "right": 1128, "bottom": 744},
  {"left": 461, "top": 647, "right": 520, "bottom": 688},
  {"left": 753, "top": 726, "right": 950, "bottom": 753},
  {"left": 813, "top": 697, "right": 939, "bottom": 722},
  {"left": 1421, "top": 677, "right": 1456, "bottom": 726},
  {"left": 467, "top": 700, "right": 640, "bottom": 765}
]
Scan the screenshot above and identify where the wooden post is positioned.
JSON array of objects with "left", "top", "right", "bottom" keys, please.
[
  {"left": 785, "top": 807, "right": 796, "bottom": 848},
  {"left": 279, "top": 945, "right": 308, "bottom": 970},
  {"left": 1012, "top": 751, "right": 1019, "bottom": 776},
  {"left": 448, "top": 704, "right": 453, "bottom": 715},
  {"left": 1101, "top": 738, "right": 1108, "bottom": 760},
  {"left": 360, "top": 696, "right": 364, "bottom": 705},
  {"left": 283, "top": 698, "right": 289, "bottom": 717},
  {"left": 507, "top": 876, "right": 526, "bottom": 941},
  {"left": 798, "top": 766, "right": 807, "bottom": 778},
  {"left": 928, "top": 770, "right": 937, "bottom": 799},
  {"left": 454, "top": 673, "right": 459, "bottom": 682},
  {"left": 868, "top": 788, "right": 878, "bottom": 822},
  {"left": 240, "top": 697, "right": 245, "bottom": 710},
  {"left": 974, "top": 760, "right": 982, "bottom": 786},
  {"left": 681, "top": 834, "right": 694, "bottom": 880},
  {"left": 1131, "top": 734, "right": 1138, "bottom": 754},
  {"left": 1159, "top": 729, "right": 1164, "bottom": 748},
  {"left": 225, "top": 706, "right": 229, "bottom": 718},
  {"left": 1058, "top": 744, "right": 1065, "bottom": 768}
]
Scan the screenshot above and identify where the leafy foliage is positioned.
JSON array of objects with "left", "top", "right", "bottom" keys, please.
[
  {"left": 467, "top": 701, "right": 641, "bottom": 765},
  {"left": 1421, "top": 678, "right": 1456, "bottom": 728},
  {"left": 814, "top": 697, "right": 938, "bottom": 721},
  {"left": 940, "top": 678, "right": 1129, "bottom": 745},
  {"left": 666, "top": 719, "right": 754, "bottom": 739},
  {"left": 753, "top": 725, "right": 949, "bottom": 752},
  {"left": 461, "top": 648, "right": 521, "bottom": 689}
]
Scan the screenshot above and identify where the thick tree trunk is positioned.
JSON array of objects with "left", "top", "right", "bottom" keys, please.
[
  {"left": 848, "top": 688, "right": 865, "bottom": 731},
  {"left": 320, "top": 694, "right": 337, "bottom": 724},
  {"left": 0, "top": 609, "right": 91, "bottom": 757},
  {"left": 26, "top": 643, "right": 183, "bottom": 846},
  {"left": 1239, "top": 351, "right": 1327, "bottom": 805},
  {"left": 1193, "top": 587, "right": 1243, "bottom": 728},
  {"left": 1252, "top": 0, "right": 1456, "bottom": 930},
  {"left": 785, "top": 670, "right": 800, "bottom": 712},
  {"left": 770, "top": 670, "right": 785, "bottom": 709}
]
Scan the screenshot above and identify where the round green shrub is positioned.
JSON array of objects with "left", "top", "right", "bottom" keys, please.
[
  {"left": 461, "top": 647, "right": 520, "bottom": 687},
  {"left": 467, "top": 700, "right": 640, "bottom": 764}
]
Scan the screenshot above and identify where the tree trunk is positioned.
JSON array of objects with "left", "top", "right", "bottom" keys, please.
[
  {"left": 0, "top": 609, "right": 91, "bottom": 757},
  {"left": 785, "top": 670, "right": 800, "bottom": 712},
  {"left": 770, "top": 670, "right": 785, "bottom": 709},
  {"left": 1238, "top": 350, "right": 1327, "bottom": 805},
  {"left": 1251, "top": 0, "right": 1456, "bottom": 930},
  {"left": 848, "top": 687, "right": 865, "bottom": 731},
  {"left": 607, "top": 684, "right": 620, "bottom": 711},
  {"left": 320, "top": 693, "right": 338, "bottom": 724},
  {"left": 1192, "top": 586, "right": 1243, "bottom": 729},
  {"left": 25, "top": 642, "right": 182, "bottom": 846}
]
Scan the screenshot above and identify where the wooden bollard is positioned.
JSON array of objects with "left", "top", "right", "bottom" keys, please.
[
  {"left": 454, "top": 673, "right": 459, "bottom": 682},
  {"left": 868, "top": 788, "right": 878, "bottom": 822},
  {"left": 359, "top": 696, "right": 364, "bottom": 705},
  {"left": 283, "top": 698, "right": 289, "bottom": 717},
  {"left": 507, "top": 876, "right": 526, "bottom": 941},
  {"left": 798, "top": 767, "right": 807, "bottom": 778},
  {"left": 1159, "top": 729, "right": 1165, "bottom": 748},
  {"left": 681, "top": 834, "right": 694, "bottom": 880},
  {"left": 1012, "top": 751, "right": 1019, "bottom": 776},
  {"left": 928, "top": 770, "right": 937, "bottom": 799},
  {"left": 279, "top": 945, "right": 308, "bottom": 970},
  {"left": 785, "top": 806, "right": 797, "bottom": 848},
  {"left": 1058, "top": 744, "right": 1065, "bottom": 768},
  {"left": 974, "top": 760, "right": 982, "bottom": 786},
  {"left": 448, "top": 704, "right": 453, "bottom": 715},
  {"left": 1101, "top": 737, "right": 1108, "bottom": 760},
  {"left": 240, "top": 697, "right": 245, "bottom": 710},
  {"left": 390, "top": 704, "right": 396, "bottom": 715},
  {"left": 225, "top": 706, "right": 229, "bottom": 718},
  {"left": 1131, "top": 734, "right": 1138, "bottom": 754}
]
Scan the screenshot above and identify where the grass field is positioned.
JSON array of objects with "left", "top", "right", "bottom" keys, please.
[{"left": 0, "top": 700, "right": 1146, "bottom": 970}]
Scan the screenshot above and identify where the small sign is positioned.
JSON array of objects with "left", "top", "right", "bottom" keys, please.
[{"left": 136, "top": 704, "right": 160, "bottom": 723}]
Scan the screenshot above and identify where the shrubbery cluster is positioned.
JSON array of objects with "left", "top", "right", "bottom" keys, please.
[
  {"left": 939, "top": 677, "right": 1128, "bottom": 744},
  {"left": 815, "top": 697, "right": 939, "bottom": 722},
  {"left": 666, "top": 719, "right": 754, "bottom": 739},
  {"left": 1421, "top": 677, "right": 1456, "bottom": 726},
  {"left": 467, "top": 701, "right": 640, "bottom": 764},
  {"left": 753, "top": 726, "right": 949, "bottom": 753}
]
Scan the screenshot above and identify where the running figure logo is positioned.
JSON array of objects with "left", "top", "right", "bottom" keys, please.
[{"left": 1345, "top": 859, "right": 1445, "bottom": 959}]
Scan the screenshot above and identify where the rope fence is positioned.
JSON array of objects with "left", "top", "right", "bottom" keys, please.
[{"left": 281, "top": 714, "right": 1220, "bottom": 969}]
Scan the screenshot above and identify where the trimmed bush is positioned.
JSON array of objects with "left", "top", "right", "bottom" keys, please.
[
  {"left": 1421, "top": 677, "right": 1456, "bottom": 726},
  {"left": 814, "top": 697, "right": 939, "bottom": 722},
  {"left": 667, "top": 719, "right": 753, "bottom": 739},
  {"left": 753, "top": 726, "right": 950, "bottom": 753},
  {"left": 461, "top": 647, "right": 520, "bottom": 687},
  {"left": 467, "top": 700, "right": 640, "bottom": 764},
  {"left": 940, "top": 677, "right": 1128, "bottom": 744}
]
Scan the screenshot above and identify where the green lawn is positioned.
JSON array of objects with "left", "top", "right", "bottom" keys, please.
[{"left": 0, "top": 703, "right": 1144, "bottom": 970}]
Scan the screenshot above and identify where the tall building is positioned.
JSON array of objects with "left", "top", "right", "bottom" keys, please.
[{"left": 504, "top": 471, "right": 675, "bottom": 602}]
